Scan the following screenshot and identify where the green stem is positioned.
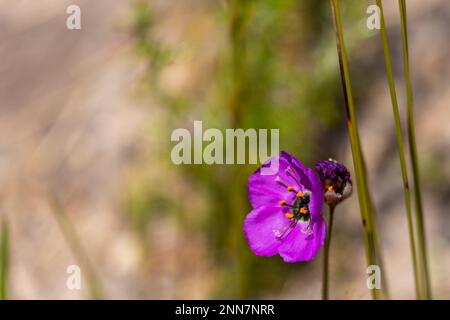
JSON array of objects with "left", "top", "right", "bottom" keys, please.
[
  {"left": 0, "top": 219, "right": 9, "bottom": 300},
  {"left": 228, "top": 0, "right": 252, "bottom": 128},
  {"left": 227, "top": 0, "right": 253, "bottom": 298},
  {"left": 322, "top": 206, "right": 335, "bottom": 300},
  {"left": 376, "top": 0, "right": 421, "bottom": 299},
  {"left": 50, "top": 197, "right": 104, "bottom": 299},
  {"left": 330, "top": 0, "right": 388, "bottom": 299},
  {"left": 398, "top": 0, "right": 431, "bottom": 299}
]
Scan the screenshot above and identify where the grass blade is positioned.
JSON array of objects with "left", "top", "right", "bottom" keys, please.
[
  {"left": 50, "top": 197, "right": 104, "bottom": 299},
  {"left": 330, "top": 0, "right": 388, "bottom": 300},
  {"left": 398, "top": 0, "right": 431, "bottom": 299},
  {"left": 376, "top": 0, "right": 421, "bottom": 299},
  {"left": 0, "top": 219, "right": 9, "bottom": 300}
]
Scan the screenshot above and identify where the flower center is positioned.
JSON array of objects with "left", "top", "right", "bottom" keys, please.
[
  {"left": 291, "top": 193, "right": 311, "bottom": 221},
  {"left": 279, "top": 186, "right": 311, "bottom": 222}
]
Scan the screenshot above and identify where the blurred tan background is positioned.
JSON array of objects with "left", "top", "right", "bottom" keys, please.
[{"left": 0, "top": 0, "right": 449, "bottom": 299}]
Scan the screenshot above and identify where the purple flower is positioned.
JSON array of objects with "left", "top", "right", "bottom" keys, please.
[
  {"left": 315, "top": 159, "right": 352, "bottom": 207},
  {"left": 244, "top": 151, "right": 326, "bottom": 263}
]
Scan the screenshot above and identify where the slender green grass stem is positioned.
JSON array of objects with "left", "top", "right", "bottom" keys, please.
[
  {"left": 376, "top": 0, "right": 421, "bottom": 299},
  {"left": 227, "top": 0, "right": 253, "bottom": 298},
  {"left": 330, "top": 0, "right": 387, "bottom": 300},
  {"left": 398, "top": 0, "right": 431, "bottom": 299},
  {"left": 322, "top": 206, "right": 335, "bottom": 300},
  {"left": 50, "top": 197, "right": 104, "bottom": 299},
  {"left": 0, "top": 220, "right": 9, "bottom": 300}
]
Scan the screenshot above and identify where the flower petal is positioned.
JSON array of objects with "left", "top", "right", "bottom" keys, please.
[
  {"left": 280, "top": 151, "right": 307, "bottom": 172},
  {"left": 278, "top": 216, "right": 326, "bottom": 263},
  {"left": 244, "top": 206, "right": 290, "bottom": 256},
  {"left": 247, "top": 157, "right": 298, "bottom": 209},
  {"left": 280, "top": 151, "right": 313, "bottom": 191},
  {"left": 306, "top": 168, "right": 324, "bottom": 218}
]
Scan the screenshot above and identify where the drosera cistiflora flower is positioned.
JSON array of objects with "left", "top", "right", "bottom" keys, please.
[{"left": 243, "top": 151, "right": 325, "bottom": 263}]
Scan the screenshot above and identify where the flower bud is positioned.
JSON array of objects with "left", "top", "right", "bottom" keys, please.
[{"left": 315, "top": 158, "right": 352, "bottom": 207}]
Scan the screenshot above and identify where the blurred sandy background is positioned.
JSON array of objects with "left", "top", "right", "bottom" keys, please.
[{"left": 0, "top": 0, "right": 449, "bottom": 299}]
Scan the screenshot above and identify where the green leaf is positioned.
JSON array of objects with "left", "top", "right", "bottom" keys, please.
[{"left": 0, "top": 220, "right": 9, "bottom": 300}]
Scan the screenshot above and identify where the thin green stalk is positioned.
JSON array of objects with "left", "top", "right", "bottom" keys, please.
[
  {"left": 398, "top": 0, "right": 431, "bottom": 299},
  {"left": 228, "top": 0, "right": 252, "bottom": 128},
  {"left": 322, "top": 206, "right": 335, "bottom": 300},
  {"left": 50, "top": 197, "right": 104, "bottom": 299},
  {"left": 227, "top": 0, "right": 253, "bottom": 298},
  {"left": 376, "top": 0, "right": 421, "bottom": 299},
  {"left": 0, "top": 219, "right": 9, "bottom": 300},
  {"left": 330, "top": 0, "right": 388, "bottom": 300}
]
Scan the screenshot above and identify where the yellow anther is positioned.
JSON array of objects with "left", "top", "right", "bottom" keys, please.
[
  {"left": 287, "top": 186, "right": 295, "bottom": 192},
  {"left": 285, "top": 213, "right": 294, "bottom": 219},
  {"left": 300, "top": 207, "right": 308, "bottom": 215},
  {"left": 279, "top": 200, "right": 287, "bottom": 206},
  {"left": 327, "top": 185, "right": 334, "bottom": 192},
  {"left": 296, "top": 192, "right": 304, "bottom": 197}
]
